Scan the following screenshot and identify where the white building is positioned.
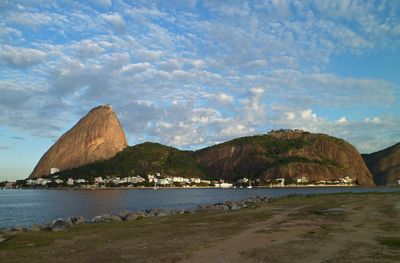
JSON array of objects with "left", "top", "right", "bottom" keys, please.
[
  {"left": 147, "top": 174, "right": 156, "bottom": 183},
  {"left": 75, "top": 179, "right": 87, "bottom": 184},
  {"left": 26, "top": 179, "right": 35, "bottom": 186},
  {"left": 215, "top": 182, "right": 233, "bottom": 188},
  {"left": 111, "top": 177, "right": 121, "bottom": 184},
  {"left": 94, "top": 177, "right": 103, "bottom": 183},
  {"left": 67, "top": 178, "right": 74, "bottom": 186},
  {"left": 36, "top": 178, "right": 50, "bottom": 186},
  {"left": 126, "top": 176, "right": 145, "bottom": 184},
  {"left": 237, "top": 178, "right": 249, "bottom": 184},
  {"left": 200, "top": 180, "right": 211, "bottom": 185},
  {"left": 296, "top": 176, "right": 308, "bottom": 184},
  {"left": 173, "top": 177, "right": 184, "bottom": 183},
  {"left": 190, "top": 178, "right": 201, "bottom": 184},
  {"left": 276, "top": 178, "right": 285, "bottom": 186},
  {"left": 54, "top": 179, "right": 64, "bottom": 184},
  {"left": 50, "top": 168, "right": 60, "bottom": 175},
  {"left": 159, "top": 178, "right": 171, "bottom": 185}
]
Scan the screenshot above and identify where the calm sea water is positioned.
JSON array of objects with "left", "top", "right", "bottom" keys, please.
[{"left": 0, "top": 187, "right": 399, "bottom": 229}]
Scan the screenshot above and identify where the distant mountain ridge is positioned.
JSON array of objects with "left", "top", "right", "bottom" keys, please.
[
  {"left": 54, "top": 130, "right": 375, "bottom": 186},
  {"left": 362, "top": 143, "right": 400, "bottom": 186}
]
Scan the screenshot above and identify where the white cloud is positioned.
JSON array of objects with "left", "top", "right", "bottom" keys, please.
[
  {"left": 189, "top": 108, "right": 221, "bottom": 124},
  {"left": 300, "top": 109, "right": 318, "bottom": 122},
  {"left": 338, "top": 116, "right": 347, "bottom": 124},
  {"left": 157, "top": 59, "right": 182, "bottom": 71},
  {"left": 121, "top": 63, "right": 150, "bottom": 74},
  {"left": 245, "top": 59, "right": 267, "bottom": 68},
  {"left": 101, "top": 13, "right": 125, "bottom": 33},
  {"left": 8, "top": 11, "right": 53, "bottom": 27},
  {"left": 90, "top": 0, "right": 112, "bottom": 8},
  {"left": 285, "top": 112, "right": 295, "bottom": 120},
  {"left": 216, "top": 93, "right": 234, "bottom": 104},
  {"left": 71, "top": 40, "right": 105, "bottom": 58},
  {"left": 0, "top": 45, "right": 46, "bottom": 67},
  {"left": 364, "top": 117, "right": 382, "bottom": 124},
  {"left": 136, "top": 49, "right": 163, "bottom": 61},
  {"left": 220, "top": 123, "right": 255, "bottom": 137},
  {"left": 241, "top": 87, "right": 266, "bottom": 124}
]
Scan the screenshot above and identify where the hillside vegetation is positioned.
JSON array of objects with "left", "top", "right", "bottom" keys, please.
[{"left": 56, "top": 142, "right": 206, "bottom": 181}]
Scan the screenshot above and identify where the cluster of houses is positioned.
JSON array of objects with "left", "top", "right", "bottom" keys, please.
[
  {"left": 2, "top": 173, "right": 357, "bottom": 189},
  {"left": 21, "top": 174, "right": 225, "bottom": 188}
]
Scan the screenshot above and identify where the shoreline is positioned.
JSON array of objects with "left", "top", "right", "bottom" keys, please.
[
  {"left": 0, "top": 196, "right": 271, "bottom": 232},
  {"left": 4, "top": 184, "right": 362, "bottom": 191},
  {"left": 1, "top": 187, "right": 399, "bottom": 230},
  {"left": 1, "top": 192, "right": 399, "bottom": 262}
]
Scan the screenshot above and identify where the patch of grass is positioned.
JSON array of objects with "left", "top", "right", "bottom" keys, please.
[{"left": 379, "top": 238, "right": 400, "bottom": 249}]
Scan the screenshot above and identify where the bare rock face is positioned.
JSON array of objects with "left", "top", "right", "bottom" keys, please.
[
  {"left": 29, "top": 105, "right": 128, "bottom": 178},
  {"left": 362, "top": 143, "right": 400, "bottom": 185}
]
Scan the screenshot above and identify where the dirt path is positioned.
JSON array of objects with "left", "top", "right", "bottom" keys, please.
[
  {"left": 181, "top": 194, "right": 400, "bottom": 263},
  {"left": 180, "top": 205, "right": 313, "bottom": 263}
]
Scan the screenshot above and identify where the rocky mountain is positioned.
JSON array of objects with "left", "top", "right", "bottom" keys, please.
[
  {"left": 53, "top": 129, "right": 374, "bottom": 186},
  {"left": 362, "top": 143, "right": 400, "bottom": 185},
  {"left": 29, "top": 105, "right": 128, "bottom": 178},
  {"left": 196, "top": 131, "right": 375, "bottom": 186}
]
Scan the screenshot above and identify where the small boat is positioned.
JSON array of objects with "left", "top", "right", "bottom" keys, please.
[{"left": 247, "top": 180, "right": 253, "bottom": 189}]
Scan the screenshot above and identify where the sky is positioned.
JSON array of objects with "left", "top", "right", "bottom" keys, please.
[{"left": 1, "top": 0, "right": 400, "bottom": 181}]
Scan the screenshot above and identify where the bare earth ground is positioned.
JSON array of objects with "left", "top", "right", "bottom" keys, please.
[{"left": 0, "top": 192, "right": 399, "bottom": 263}]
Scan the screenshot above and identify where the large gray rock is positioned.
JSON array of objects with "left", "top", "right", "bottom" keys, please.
[
  {"left": 49, "top": 218, "right": 70, "bottom": 232},
  {"left": 0, "top": 235, "right": 6, "bottom": 244},
  {"left": 11, "top": 225, "right": 25, "bottom": 233},
  {"left": 117, "top": 210, "right": 131, "bottom": 221},
  {"left": 30, "top": 224, "right": 41, "bottom": 232},
  {"left": 125, "top": 212, "right": 143, "bottom": 221},
  {"left": 67, "top": 216, "right": 85, "bottom": 225},
  {"left": 145, "top": 208, "right": 162, "bottom": 217},
  {"left": 91, "top": 214, "right": 121, "bottom": 223}
]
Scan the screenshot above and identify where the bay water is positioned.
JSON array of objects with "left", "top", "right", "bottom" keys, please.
[{"left": 0, "top": 187, "right": 399, "bottom": 229}]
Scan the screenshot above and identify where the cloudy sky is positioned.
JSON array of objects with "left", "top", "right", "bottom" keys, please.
[{"left": 1, "top": 0, "right": 400, "bottom": 181}]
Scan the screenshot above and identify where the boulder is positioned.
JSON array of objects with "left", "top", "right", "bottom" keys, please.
[
  {"left": 91, "top": 214, "right": 121, "bottom": 223},
  {"left": 0, "top": 228, "right": 10, "bottom": 236},
  {"left": 117, "top": 210, "right": 131, "bottom": 221},
  {"left": 219, "top": 204, "right": 230, "bottom": 211},
  {"left": 156, "top": 212, "right": 169, "bottom": 217},
  {"left": 0, "top": 235, "right": 6, "bottom": 244},
  {"left": 184, "top": 208, "right": 197, "bottom": 214},
  {"left": 30, "top": 224, "right": 41, "bottom": 232},
  {"left": 39, "top": 224, "right": 50, "bottom": 231},
  {"left": 145, "top": 208, "right": 161, "bottom": 217},
  {"left": 230, "top": 204, "right": 241, "bottom": 210},
  {"left": 125, "top": 212, "right": 142, "bottom": 221},
  {"left": 11, "top": 225, "right": 25, "bottom": 233},
  {"left": 49, "top": 218, "right": 69, "bottom": 232},
  {"left": 67, "top": 216, "right": 85, "bottom": 225}
]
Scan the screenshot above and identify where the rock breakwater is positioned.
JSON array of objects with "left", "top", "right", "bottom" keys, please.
[{"left": 0, "top": 196, "right": 270, "bottom": 240}]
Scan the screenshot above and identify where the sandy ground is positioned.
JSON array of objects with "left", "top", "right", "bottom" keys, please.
[{"left": 0, "top": 192, "right": 399, "bottom": 263}]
